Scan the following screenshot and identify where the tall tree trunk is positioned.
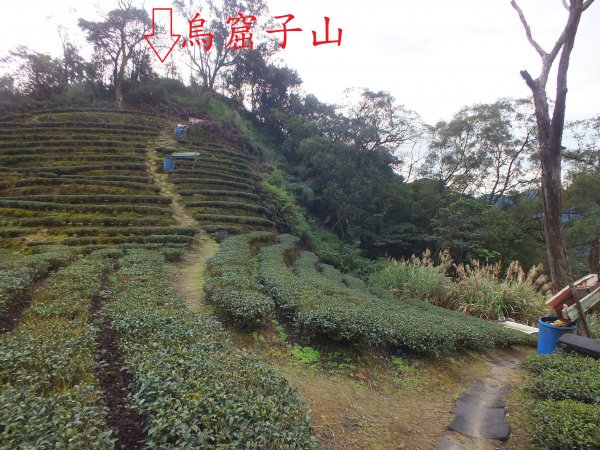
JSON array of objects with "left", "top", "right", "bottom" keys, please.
[
  {"left": 511, "top": 0, "right": 594, "bottom": 290},
  {"left": 539, "top": 139, "right": 572, "bottom": 288},
  {"left": 115, "top": 66, "right": 125, "bottom": 108}
]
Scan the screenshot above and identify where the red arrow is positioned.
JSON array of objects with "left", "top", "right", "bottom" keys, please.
[{"left": 145, "top": 8, "right": 181, "bottom": 63}]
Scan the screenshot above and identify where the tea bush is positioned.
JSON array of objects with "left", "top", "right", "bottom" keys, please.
[
  {"left": 107, "top": 250, "right": 317, "bottom": 448},
  {"left": 194, "top": 214, "right": 274, "bottom": 227},
  {"left": 184, "top": 200, "right": 270, "bottom": 215},
  {"left": 258, "top": 235, "right": 530, "bottom": 353},
  {"left": 521, "top": 352, "right": 600, "bottom": 448},
  {"left": 0, "top": 248, "right": 73, "bottom": 320},
  {"left": 178, "top": 189, "right": 260, "bottom": 200},
  {"left": 528, "top": 400, "right": 600, "bottom": 449},
  {"left": 0, "top": 255, "right": 114, "bottom": 448},
  {"left": 204, "top": 232, "right": 275, "bottom": 328},
  {"left": 522, "top": 354, "right": 600, "bottom": 404},
  {"left": 0, "top": 199, "right": 170, "bottom": 215}
]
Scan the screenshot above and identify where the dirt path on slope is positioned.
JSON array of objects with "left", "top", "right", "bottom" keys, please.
[
  {"left": 231, "top": 326, "right": 534, "bottom": 450},
  {"left": 148, "top": 123, "right": 220, "bottom": 312},
  {"left": 173, "top": 238, "right": 219, "bottom": 312},
  {"left": 145, "top": 126, "right": 195, "bottom": 228}
]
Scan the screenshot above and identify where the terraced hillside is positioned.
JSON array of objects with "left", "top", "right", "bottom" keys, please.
[
  {"left": 0, "top": 111, "right": 194, "bottom": 251},
  {"left": 158, "top": 141, "right": 275, "bottom": 235},
  {"left": 0, "top": 111, "right": 317, "bottom": 448}
]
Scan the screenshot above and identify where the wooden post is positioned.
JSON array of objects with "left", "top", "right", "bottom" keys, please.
[{"left": 570, "top": 283, "right": 593, "bottom": 338}]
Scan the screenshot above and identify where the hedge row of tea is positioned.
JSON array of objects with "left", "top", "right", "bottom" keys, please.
[
  {"left": 520, "top": 353, "right": 600, "bottom": 449},
  {"left": 204, "top": 232, "right": 275, "bottom": 328},
  {"left": 0, "top": 254, "right": 115, "bottom": 448},
  {"left": 160, "top": 142, "right": 275, "bottom": 234},
  {"left": 0, "top": 248, "right": 318, "bottom": 448},
  {"left": 0, "top": 111, "right": 194, "bottom": 249},
  {"left": 106, "top": 250, "right": 317, "bottom": 448},
  {"left": 204, "top": 233, "right": 530, "bottom": 353},
  {"left": 0, "top": 248, "right": 74, "bottom": 323}
]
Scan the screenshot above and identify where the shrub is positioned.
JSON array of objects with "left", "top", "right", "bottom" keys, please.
[
  {"left": 8, "top": 177, "right": 159, "bottom": 192},
  {"left": 178, "top": 189, "right": 260, "bottom": 201},
  {"left": 2, "top": 195, "right": 170, "bottom": 205},
  {"left": 204, "top": 232, "right": 275, "bottom": 328},
  {"left": 521, "top": 352, "right": 600, "bottom": 448},
  {"left": 194, "top": 214, "right": 274, "bottom": 227},
  {"left": 369, "top": 253, "right": 452, "bottom": 305},
  {"left": 183, "top": 200, "right": 270, "bottom": 215},
  {"left": 0, "top": 199, "right": 170, "bottom": 216},
  {"left": 107, "top": 250, "right": 317, "bottom": 448},
  {"left": 0, "top": 248, "right": 73, "bottom": 320},
  {"left": 258, "top": 235, "right": 530, "bottom": 354},
  {"left": 528, "top": 400, "right": 600, "bottom": 449},
  {"left": 0, "top": 256, "right": 114, "bottom": 448},
  {"left": 522, "top": 354, "right": 600, "bottom": 404}
]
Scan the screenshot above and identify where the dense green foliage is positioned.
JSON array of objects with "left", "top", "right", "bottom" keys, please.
[
  {"left": 521, "top": 353, "right": 600, "bottom": 448},
  {"left": 107, "top": 250, "right": 317, "bottom": 448},
  {"left": 528, "top": 400, "right": 600, "bottom": 450},
  {"left": 257, "top": 235, "right": 530, "bottom": 353},
  {"left": 204, "top": 232, "right": 275, "bottom": 328},
  {"left": 521, "top": 354, "right": 600, "bottom": 404},
  {"left": 0, "top": 248, "right": 73, "bottom": 319},
  {"left": 0, "top": 255, "right": 114, "bottom": 449}
]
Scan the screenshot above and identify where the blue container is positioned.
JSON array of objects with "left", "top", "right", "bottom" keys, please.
[
  {"left": 175, "top": 126, "right": 182, "bottom": 138},
  {"left": 537, "top": 316, "right": 577, "bottom": 355},
  {"left": 163, "top": 157, "right": 175, "bottom": 172}
]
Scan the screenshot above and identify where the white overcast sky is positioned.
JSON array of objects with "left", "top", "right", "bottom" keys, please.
[{"left": 0, "top": 0, "right": 598, "bottom": 124}]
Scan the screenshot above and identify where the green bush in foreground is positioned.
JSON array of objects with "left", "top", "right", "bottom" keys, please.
[
  {"left": 109, "top": 250, "right": 317, "bottom": 448},
  {"left": 528, "top": 400, "right": 600, "bottom": 450},
  {"left": 522, "top": 353, "right": 600, "bottom": 404},
  {"left": 521, "top": 352, "right": 600, "bottom": 448},
  {"left": 0, "top": 255, "right": 114, "bottom": 449}
]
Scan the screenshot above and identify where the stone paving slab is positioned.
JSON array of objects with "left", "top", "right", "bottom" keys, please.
[
  {"left": 438, "top": 435, "right": 469, "bottom": 450},
  {"left": 458, "top": 391, "right": 506, "bottom": 408},
  {"left": 453, "top": 400, "right": 505, "bottom": 422},
  {"left": 448, "top": 414, "right": 510, "bottom": 441}
]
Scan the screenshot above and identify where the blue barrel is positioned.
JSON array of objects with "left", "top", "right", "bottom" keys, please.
[
  {"left": 175, "top": 126, "right": 182, "bottom": 139},
  {"left": 163, "top": 157, "right": 175, "bottom": 172},
  {"left": 537, "top": 316, "right": 577, "bottom": 354}
]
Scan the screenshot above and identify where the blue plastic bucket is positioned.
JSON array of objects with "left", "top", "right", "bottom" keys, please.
[
  {"left": 537, "top": 316, "right": 577, "bottom": 355},
  {"left": 163, "top": 157, "right": 175, "bottom": 173}
]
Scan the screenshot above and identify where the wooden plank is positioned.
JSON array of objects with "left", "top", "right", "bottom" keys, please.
[
  {"left": 567, "top": 286, "right": 600, "bottom": 320},
  {"left": 558, "top": 333, "right": 600, "bottom": 358},
  {"left": 546, "top": 274, "right": 599, "bottom": 315}
]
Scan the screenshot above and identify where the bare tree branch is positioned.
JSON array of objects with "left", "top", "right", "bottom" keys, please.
[{"left": 511, "top": 1, "right": 547, "bottom": 58}]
